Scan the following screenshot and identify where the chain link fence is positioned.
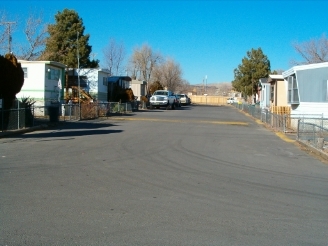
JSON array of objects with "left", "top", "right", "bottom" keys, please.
[
  {"left": 232, "top": 103, "right": 328, "bottom": 152},
  {"left": 297, "top": 118, "right": 328, "bottom": 150},
  {"left": 1, "top": 101, "right": 139, "bottom": 132}
]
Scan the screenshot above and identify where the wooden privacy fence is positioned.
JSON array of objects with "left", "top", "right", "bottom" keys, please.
[
  {"left": 270, "top": 106, "right": 291, "bottom": 115},
  {"left": 189, "top": 95, "right": 233, "bottom": 105},
  {"left": 269, "top": 106, "right": 292, "bottom": 130}
]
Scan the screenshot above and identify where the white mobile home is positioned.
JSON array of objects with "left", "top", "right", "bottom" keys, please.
[
  {"left": 282, "top": 62, "right": 328, "bottom": 117},
  {"left": 17, "top": 60, "right": 66, "bottom": 107},
  {"left": 77, "top": 68, "right": 111, "bottom": 102},
  {"left": 131, "top": 79, "right": 147, "bottom": 100}
]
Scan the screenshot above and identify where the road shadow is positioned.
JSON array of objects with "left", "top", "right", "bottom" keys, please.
[
  {"left": 26, "top": 129, "right": 122, "bottom": 140},
  {"left": 5, "top": 121, "right": 122, "bottom": 139}
]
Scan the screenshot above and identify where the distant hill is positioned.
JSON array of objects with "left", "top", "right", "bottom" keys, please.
[
  {"left": 189, "top": 82, "right": 233, "bottom": 96},
  {"left": 192, "top": 82, "right": 231, "bottom": 87}
]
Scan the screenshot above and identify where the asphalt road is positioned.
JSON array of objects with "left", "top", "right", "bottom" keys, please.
[{"left": 1, "top": 105, "right": 328, "bottom": 245}]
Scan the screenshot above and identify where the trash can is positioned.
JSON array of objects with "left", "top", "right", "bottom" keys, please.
[{"left": 48, "top": 105, "right": 59, "bottom": 122}]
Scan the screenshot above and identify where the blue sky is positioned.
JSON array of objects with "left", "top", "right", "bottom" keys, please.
[{"left": 1, "top": 0, "right": 328, "bottom": 84}]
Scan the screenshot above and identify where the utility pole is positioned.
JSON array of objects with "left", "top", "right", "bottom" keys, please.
[
  {"left": 0, "top": 21, "right": 16, "bottom": 53},
  {"left": 91, "top": 52, "right": 97, "bottom": 60},
  {"left": 77, "top": 31, "right": 81, "bottom": 120},
  {"left": 205, "top": 75, "right": 208, "bottom": 105},
  {"left": 202, "top": 78, "right": 204, "bottom": 94},
  {"left": 205, "top": 75, "right": 207, "bottom": 94}
]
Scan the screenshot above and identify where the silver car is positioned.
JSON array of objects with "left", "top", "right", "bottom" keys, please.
[{"left": 178, "top": 94, "right": 191, "bottom": 105}]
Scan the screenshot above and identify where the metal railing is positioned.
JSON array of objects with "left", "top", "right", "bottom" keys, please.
[
  {"left": 233, "top": 103, "right": 324, "bottom": 133},
  {"left": 297, "top": 118, "right": 328, "bottom": 150},
  {"left": 232, "top": 102, "right": 328, "bottom": 152}
]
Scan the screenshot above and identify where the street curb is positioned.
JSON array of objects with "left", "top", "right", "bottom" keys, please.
[
  {"left": 296, "top": 139, "right": 328, "bottom": 162},
  {"left": 0, "top": 124, "right": 50, "bottom": 139}
]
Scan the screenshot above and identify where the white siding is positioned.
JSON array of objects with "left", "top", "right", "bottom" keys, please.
[
  {"left": 259, "top": 82, "right": 270, "bottom": 108},
  {"left": 130, "top": 80, "right": 146, "bottom": 99},
  {"left": 16, "top": 61, "right": 65, "bottom": 109},
  {"left": 45, "top": 65, "right": 63, "bottom": 104},
  {"left": 131, "top": 83, "right": 141, "bottom": 99},
  {"left": 97, "top": 71, "right": 109, "bottom": 102},
  {"left": 79, "top": 69, "right": 97, "bottom": 93},
  {"left": 79, "top": 68, "right": 110, "bottom": 102},
  {"left": 16, "top": 63, "right": 46, "bottom": 106},
  {"left": 291, "top": 102, "right": 327, "bottom": 117}
]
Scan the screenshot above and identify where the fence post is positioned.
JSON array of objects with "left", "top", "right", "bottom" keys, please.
[
  {"left": 283, "top": 114, "right": 286, "bottom": 133},
  {"left": 32, "top": 106, "right": 35, "bottom": 127},
  {"left": 313, "top": 124, "right": 315, "bottom": 144},
  {"left": 297, "top": 119, "right": 300, "bottom": 140},
  {"left": 79, "top": 102, "right": 82, "bottom": 120},
  {"left": 321, "top": 115, "right": 324, "bottom": 138},
  {"left": 1, "top": 99, "right": 3, "bottom": 132},
  {"left": 17, "top": 101, "right": 20, "bottom": 130},
  {"left": 68, "top": 104, "right": 71, "bottom": 121}
]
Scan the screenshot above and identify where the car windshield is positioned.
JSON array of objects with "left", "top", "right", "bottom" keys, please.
[
  {"left": 179, "top": 95, "right": 186, "bottom": 98},
  {"left": 154, "top": 91, "right": 168, "bottom": 96}
]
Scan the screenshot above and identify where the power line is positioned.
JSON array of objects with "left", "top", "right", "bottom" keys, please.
[{"left": 0, "top": 21, "right": 16, "bottom": 53}]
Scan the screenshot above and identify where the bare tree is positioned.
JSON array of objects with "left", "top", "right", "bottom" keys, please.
[
  {"left": 0, "top": 11, "right": 47, "bottom": 60},
  {"left": 130, "top": 43, "right": 163, "bottom": 83},
  {"left": 175, "top": 79, "right": 190, "bottom": 94},
  {"left": 151, "top": 63, "right": 163, "bottom": 83},
  {"left": 291, "top": 34, "right": 328, "bottom": 65},
  {"left": 154, "top": 58, "right": 183, "bottom": 92},
  {"left": 102, "top": 38, "right": 125, "bottom": 76},
  {"left": 15, "top": 12, "right": 48, "bottom": 60}
]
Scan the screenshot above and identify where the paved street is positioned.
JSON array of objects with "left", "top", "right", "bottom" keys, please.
[{"left": 1, "top": 105, "right": 328, "bottom": 245}]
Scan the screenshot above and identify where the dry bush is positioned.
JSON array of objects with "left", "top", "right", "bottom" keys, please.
[{"left": 81, "top": 103, "right": 97, "bottom": 119}]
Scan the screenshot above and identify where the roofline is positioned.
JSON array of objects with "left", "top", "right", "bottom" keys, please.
[
  {"left": 18, "top": 60, "right": 67, "bottom": 68},
  {"left": 269, "top": 74, "right": 283, "bottom": 79},
  {"left": 283, "top": 62, "right": 328, "bottom": 78},
  {"left": 267, "top": 74, "right": 284, "bottom": 82},
  {"left": 78, "top": 68, "right": 112, "bottom": 75},
  {"left": 109, "top": 76, "right": 132, "bottom": 81}
]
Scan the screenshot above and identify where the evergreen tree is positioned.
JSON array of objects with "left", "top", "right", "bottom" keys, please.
[
  {"left": 41, "top": 9, "right": 98, "bottom": 68},
  {"left": 232, "top": 48, "right": 270, "bottom": 98}
]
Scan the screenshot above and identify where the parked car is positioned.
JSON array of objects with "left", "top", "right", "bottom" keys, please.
[
  {"left": 173, "top": 94, "right": 181, "bottom": 107},
  {"left": 149, "top": 90, "right": 176, "bottom": 109},
  {"left": 179, "top": 94, "right": 191, "bottom": 105},
  {"left": 226, "top": 97, "right": 238, "bottom": 104}
]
